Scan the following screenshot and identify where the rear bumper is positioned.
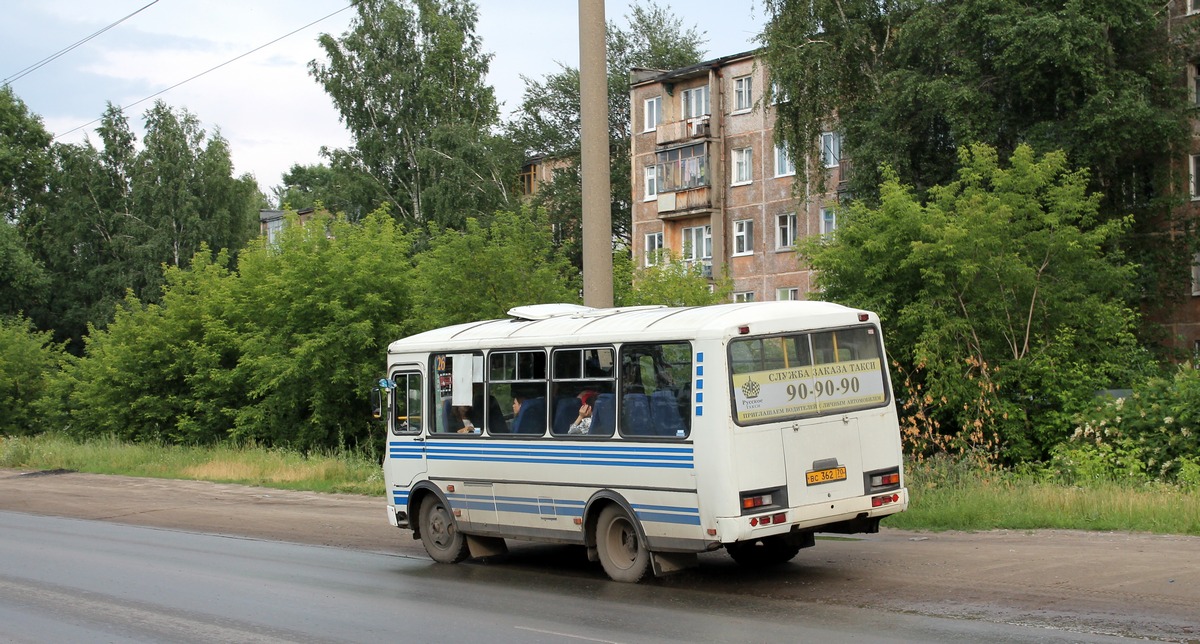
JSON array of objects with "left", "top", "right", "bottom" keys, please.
[{"left": 715, "top": 487, "right": 908, "bottom": 543}]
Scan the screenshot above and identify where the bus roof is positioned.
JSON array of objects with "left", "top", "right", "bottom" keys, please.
[{"left": 387, "top": 301, "right": 875, "bottom": 355}]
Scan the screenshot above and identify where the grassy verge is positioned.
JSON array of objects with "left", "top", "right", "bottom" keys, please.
[
  {"left": 887, "top": 455, "right": 1200, "bottom": 535},
  {"left": 3, "top": 434, "right": 1197, "bottom": 535},
  {"left": 0, "top": 433, "right": 384, "bottom": 496}
]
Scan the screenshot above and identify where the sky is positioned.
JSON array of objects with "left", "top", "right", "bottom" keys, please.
[{"left": 1, "top": 0, "right": 766, "bottom": 197}]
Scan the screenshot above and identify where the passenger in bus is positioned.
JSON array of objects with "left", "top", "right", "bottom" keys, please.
[
  {"left": 451, "top": 405, "right": 477, "bottom": 433},
  {"left": 568, "top": 390, "right": 599, "bottom": 435}
]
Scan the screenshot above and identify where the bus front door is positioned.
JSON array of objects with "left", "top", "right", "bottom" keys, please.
[{"left": 384, "top": 368, "right": 427, "bottom": 526}]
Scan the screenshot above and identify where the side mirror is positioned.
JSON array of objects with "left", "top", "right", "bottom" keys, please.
[{"left": 370, "top": 388, "right": 383, "bottom": 420}]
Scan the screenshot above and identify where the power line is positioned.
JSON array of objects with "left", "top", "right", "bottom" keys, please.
[
  {"left": 2, "top": 0, "right": 162, "bottom": 88},
  {"left": 53, "top": 4, "right": 353, "bottom": 142}
]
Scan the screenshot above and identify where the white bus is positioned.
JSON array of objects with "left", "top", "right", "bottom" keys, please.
[{"left": 377, "top": 301, "right": 907, "bottom": 582}]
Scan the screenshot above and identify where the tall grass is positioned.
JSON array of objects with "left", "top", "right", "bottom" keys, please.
[
  {"left": 3, "top": 434, "right": 1197, "bottom": 535},
  {"left": 887, "top": 454, "right": 1200, "bottom": 535},
  {"left": 0, "top": 433, "right": 384, "bottom": 495}
]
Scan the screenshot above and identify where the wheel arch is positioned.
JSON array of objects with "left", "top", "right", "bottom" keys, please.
[
  {"left": 583, "top": 490, "right": 647, "bottom": 551},
  {"left": 407, "top": 481, "right": 448, "bottom": 540}
]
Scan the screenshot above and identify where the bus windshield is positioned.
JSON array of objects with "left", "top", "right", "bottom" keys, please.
[{"left": 729, "top": 326, "right": 889, "bottom": 424}]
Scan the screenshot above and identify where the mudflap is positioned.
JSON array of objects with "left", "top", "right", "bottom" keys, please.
[
  {"left": 466, "top": 534, "right": 508, "bottom": 559},
  {"left": 651, "top": 551, "right": 698, "bottom": 577}
]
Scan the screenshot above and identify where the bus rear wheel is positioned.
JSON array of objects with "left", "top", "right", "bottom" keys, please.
[
  {"left": 419, "top": 497, "right": 469, "bottom": 564},
  {"left": 726, "top": 535, "right": 802, "bottom": 568},
  {"left": 595, "top": 505, "right": 649, "bottom": 583}
]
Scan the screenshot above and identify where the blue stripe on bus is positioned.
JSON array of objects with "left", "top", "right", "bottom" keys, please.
[
  {"left": 444, "top": 493, "right": 698, "bottom": 525},
  {"left": 389, "top": 442, "right": 694, "bottom": 468},
  {"left": 428, "top": 454, "right": 693, "bottom": 468}
]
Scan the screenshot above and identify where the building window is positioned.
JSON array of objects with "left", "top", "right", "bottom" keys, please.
[
  {"left": 821, "top": 131, "right": 842, "bottom": 168},
  {"left": 733, "top": 220, "right": 754, "bottom": 256},
  {"left": 682, "top": 85, "right": 710, "bottom": 119},
  {"left": 1191, "top": 0, "right": 1200, "bottom": 15},
  {"left": 1192, "top": 155, "right": 1200, "bottom": 200},
  {"left": 265, "top": 218, "right": 284, "bottom": 245},
  {"left": 820, "top": 207, "right": 837, "bottom": 236},
  {"left": 774, "top": 143, "right": 795, "bottom": 177},
  {"left": 769, "top": 79, "right": 788, "bottom": 105},
  {"left": 644, "top": 95, "right": 662, "bottom": 132},
  {"left": 656, "top": 143, "right": 708, "bottom": 192},
  {"left": 682, "top": 225, "right": 712, "bottom": 262},
  {"left": 1191, "top": 64, "right": 1200, "bottom": 108},
  {"left": 732, "top": 147, "right": 753, "bottom": 185},
  {"left": 776, "top": 287, "right": 800, "bottom": 301},
  {"left": 734, "top": 291, "right": 756, "bottom": 303},
  {"left": 645, "top": 232, "right": 664, "bottom": 267},
  {"left": 733, "top": 75, "right": 753, "bottom": 112},
  {"left": 644, "top": 165, "right": 658, "bottom": 201},
  {"left": 776, "top": 213, "right": 797, "bottom": 249}
]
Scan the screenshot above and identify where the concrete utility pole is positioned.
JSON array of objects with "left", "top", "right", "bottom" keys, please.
[{"left": 579, "top": 0, "right": 614, "bottom": 308}]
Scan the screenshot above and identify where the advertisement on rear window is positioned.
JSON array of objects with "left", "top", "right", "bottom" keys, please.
[{"left": 731, "top": 358, "right": 886, "bottom": 423}]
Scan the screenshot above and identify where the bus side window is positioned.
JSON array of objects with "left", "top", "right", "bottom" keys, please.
[{"left": 619, "top": 342, "right": 692, "bottom": 438}]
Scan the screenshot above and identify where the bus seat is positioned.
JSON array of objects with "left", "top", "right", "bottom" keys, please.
[
  {"left": 651, "top": 390, "right": 686, "bottom": 436},
  {"left": 590, "top": 393, "right": 616, "bottom": 435},
  {"left": 512, "top": 397, "right": 546, "bottom": 434},
  {"left": 553, "top": 396, "right": 582, "bottom": 434},
  {"left": 623, "top": 393, "right": 652, "bottom": 436}
]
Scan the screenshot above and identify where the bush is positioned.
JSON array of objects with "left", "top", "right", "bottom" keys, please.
[
  {"left": 0, "top": 316, "right": 64, "bottom": 435},
  {"left": 1057, "top": 366, "right": 1200, "bottom": 484}
]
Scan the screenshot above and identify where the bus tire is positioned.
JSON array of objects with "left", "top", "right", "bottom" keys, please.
[
  {"left": 419, "top": 497, "right": 469, "bottom": 564},
  {"left": 595, "top": 505, "right": 649, "bottom": 583},
  {"left": 726, "top": 535, "right": 802, "bottom": 568}
]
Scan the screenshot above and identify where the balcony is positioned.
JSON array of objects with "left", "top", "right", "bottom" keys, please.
[
  {"left": 657, "top": 186, "right": 712, "bottom": 219},
  {"left": 657, "top": 117, "right": 710, "bottom": 146}
]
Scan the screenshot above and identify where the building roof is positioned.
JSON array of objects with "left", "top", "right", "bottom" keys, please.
[{"left": 629, "top": 49, "right": 759, "bottom": 88}]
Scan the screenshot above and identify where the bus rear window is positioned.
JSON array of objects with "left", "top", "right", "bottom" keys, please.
[{"left": 729, "top": 326, "right": 889, "bottom": 424}]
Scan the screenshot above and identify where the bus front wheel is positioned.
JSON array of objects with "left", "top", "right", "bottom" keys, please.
[
  {"left": 726, "top": 535, "right": 802, "bottom": 568},
  {"left": 595, "top": 505, "right": 649, "bottom": 583},
  {"left": 419, "top": 497, "right": 469, "bottom": 564}
]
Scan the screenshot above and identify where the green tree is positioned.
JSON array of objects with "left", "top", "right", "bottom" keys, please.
[
  {"left": 0, "top": 315, "right": 64, "bottom": 436},
  {"left": 229, "top": 210, "right": 414, "bottom": 450},
  {"left": 761, "top": 0, "right": 1194, "bottom": 320},
  {"left": 311, "top": 0, "right": 520, "bottom": 228},
  {"left": 62, "top": 250, "right": 240, "bottom": 443},
  {"left": 131, "top": 101, "right": 260, "bottom": 286},
  {"left": 807, "top": 144, "right": 1153, "bottom": 462},
  {"left": 410, "top": 207, "right": 578, "bottom": 330},
  {"left": 0, "top": 86, "right": 52, "bottom": 223},
  {"left": 0, "top": 220, "right": 47, "bottom": 317},
  {"left": 507, "top": 1, "right": 707, "bottom": 265},
  {"left": 613, "top": 250, "right": 732, "bottom": 306},
  {"left": 273, "top": 152, "right": 388, "bottom": 220}
]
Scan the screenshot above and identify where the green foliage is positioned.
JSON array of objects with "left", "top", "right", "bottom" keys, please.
[
  {"left": 410, "top": 207, "right": 578, "bottom": 330},
  {"left": 1058, "top": 366, "right": 1200, "bottom": 484},
  {"left": 807, "top": 144, "right": 1153, "bottom": 462},
  {"left": 0, "top": 220, "right": 48, "bottom": 317},
  {"left": 0, "top": 316, "right": 64, "bottom": 435},
  {"left": 311, "top": 0, "right": 520, "bottom": 227},
  {"left": 62, "top": 250, "right": 239, "bottom": 443},
  {"left": 614, "top": 249, "right": 732, "bottom": 307},
  {"left": 60, "top": 210, "right": 414, "bottom": 451},
  {"left": 760, "top": 0, "right": 1194, "bottom": 317},
  {"left": 19, "top": 101, "right": 260, "bottom": 353},
  {"left": 274, "top": 155, "right": 388, "bottom": 220},
  {"left": 0, "top": 86, "right": 53, "bottom": 222},
  {"left": 229, "top": 210, "right": 414, "bottom": 449}
]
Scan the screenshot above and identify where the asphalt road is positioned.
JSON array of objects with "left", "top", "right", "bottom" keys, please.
[
  {"left": 1, "top": 469, "right": 1197, "bottom": 642},
  {"left": 0, "top": 510, "right": 1149, "bottom": 643}
]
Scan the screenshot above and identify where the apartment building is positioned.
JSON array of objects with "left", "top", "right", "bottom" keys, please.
[{"left": 630, "top": 51, "right": 843, "bottom": 303}]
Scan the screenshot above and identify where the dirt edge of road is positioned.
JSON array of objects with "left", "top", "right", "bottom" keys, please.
[{"left": 1, "top": 468, "right": 1197, "bottom": 642}]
